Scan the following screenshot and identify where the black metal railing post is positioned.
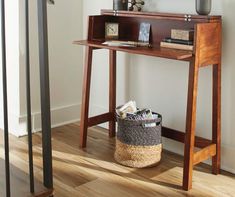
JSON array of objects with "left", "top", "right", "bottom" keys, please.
[
  {"left": 1, "top": 0, "right": 54, "bottom": 196},
  {"left": 25, "top": 0, "right": 35, "bottom": 193},
  {"left": 1, "top": 0, "right": 11, "bottom": 196},
  {"left": 37, "top": 0, "right": 53, "bottom": 189}
]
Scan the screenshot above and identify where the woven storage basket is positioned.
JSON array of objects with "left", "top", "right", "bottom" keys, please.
[{"left": 114, "top": 113, "right": 162, "bottom": 168}]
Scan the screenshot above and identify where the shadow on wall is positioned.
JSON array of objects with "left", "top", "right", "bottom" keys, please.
[
  {"left": 221, "top": 0, "right": 235, "bottom": 61},
  {"left": 221, "top": 0, "right": 235, "bottom": 142},
  {"left": 124, "top": 55, "right": 131, "bottom": 101}
]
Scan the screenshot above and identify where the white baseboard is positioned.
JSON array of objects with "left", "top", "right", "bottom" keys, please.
[
  {"left": 0, "top": 103, "right": 106, "bottom": 136},
  {"left": 0, "top": 103, "right": 82, "bottom": 137},
  {"left": 30, "top": 103, "right": 81, "bottom": 133},
  {"left": 0, "top": 103, "right": 105, "bottom": 137}
]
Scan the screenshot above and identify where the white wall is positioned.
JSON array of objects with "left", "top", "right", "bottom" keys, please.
[
  {"left": 83, "top": 0, "right": 130, "bottom": 119},
  {"left": 0, "top": 1, "right": 21, "bottom": 133},
  {"left": 82, "top": 0, "right": 235, "bottom": 173},
  {"left": 19, "top": 0, "right": 83, "bottom": 133},
  {"left": 0, "top": 0, "right": 83, "bottom": 136}
]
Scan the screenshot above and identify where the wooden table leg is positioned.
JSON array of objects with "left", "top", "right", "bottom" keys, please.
[
  {"left": 183, "top": 59, "right": 199, "bottom": 191},
  {"left": 80, "top": 46, "right": 93, "bottom": 148},
  {"left": 109, "top": 50, "right": 116, "bottom": 137},
  {"left": 212, "top": 63, "right": 221, "bottom": 174}
]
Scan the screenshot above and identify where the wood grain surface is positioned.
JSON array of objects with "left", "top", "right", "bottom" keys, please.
[
  {"left": 1, "top": 124, "right": 234, "bottom": 197},
  {"left": 0, "top": 135, "right": 53, "bottom": 197}
]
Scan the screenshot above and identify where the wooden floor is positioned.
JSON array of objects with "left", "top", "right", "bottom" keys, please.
[
  {"left": 0, "top": 159, "right": 53, "bottom": 197},
  {"left": 1, "top": 123, "right": 235, "bottom": 197}
]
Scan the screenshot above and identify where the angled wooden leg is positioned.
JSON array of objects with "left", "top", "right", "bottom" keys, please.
[
  {"left": 80, "top": 46, "right": 93, "bottom": 148},
  {"left": 183, "top": 59, "right": 199, "bottom": 191},
  {"left": 212, "top": 63, "right": 221, "bottom": 174},
  {"left": 109, "top": 50, "right": 116, "bottom": 137}
]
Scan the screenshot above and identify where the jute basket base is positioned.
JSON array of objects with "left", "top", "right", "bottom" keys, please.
[{"left": 114, "top": 139, "right": 162, "bottom": 168}]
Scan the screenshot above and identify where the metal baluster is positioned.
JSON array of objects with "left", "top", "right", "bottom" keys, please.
[
  {"left": 25, "top": 0, "right": 34, "bottom": 193},
  {"left": 0, "top": 0, "right": 11, "bottom": 196},
  {"left": 37, "top": 0, "right": 53, "bottom": 189}
]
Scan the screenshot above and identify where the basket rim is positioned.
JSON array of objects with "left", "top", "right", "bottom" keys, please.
[{"left": 116, "top": 112, "right": 162, "bottom": 125}]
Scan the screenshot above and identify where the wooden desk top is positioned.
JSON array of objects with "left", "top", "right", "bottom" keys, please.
[{"left": 74, "top": 40, "right": 193, "bottom": 61}]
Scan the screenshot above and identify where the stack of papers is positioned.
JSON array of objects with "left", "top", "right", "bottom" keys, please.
[
  {"left": 116, "top": 101, "right": 158, "bottom": 127},
  {"left": 103, "top": 41, "right": 151, "bottom": 47},
  {"left": 103, "top": 41, "right": 137, "bottom": 47},
  {"left": 116, "top": 101, "right": 137, "bottom": 119}
]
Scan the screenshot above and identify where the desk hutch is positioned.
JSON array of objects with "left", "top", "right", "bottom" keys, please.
[{"left": 74, "top": 10, "right": 222, "bottom": 191}]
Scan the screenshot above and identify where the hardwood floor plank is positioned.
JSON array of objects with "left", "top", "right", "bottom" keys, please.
[
  {"left": 0, "top": 159, "right": 52, "bottom": 197},
  {"left": 1, "top": 123, "right": 235, "bottom": 197}
]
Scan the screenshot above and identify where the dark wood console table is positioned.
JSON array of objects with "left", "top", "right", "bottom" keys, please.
[{"left": 74, "top": 10, "right": 222, "bottom": 191}]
